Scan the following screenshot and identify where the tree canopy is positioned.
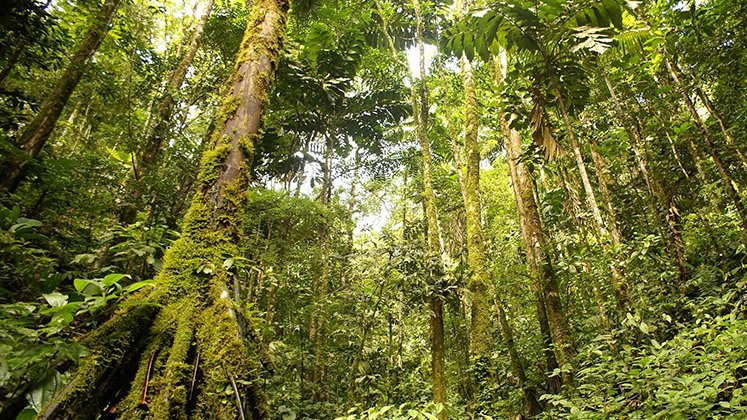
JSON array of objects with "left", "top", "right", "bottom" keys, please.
[{"left": 1, "top": 0, "right": 747, "bottom": 418}]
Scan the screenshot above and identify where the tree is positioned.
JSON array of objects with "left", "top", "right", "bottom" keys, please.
[
  {"left": 118, "top": 0, "right": 216, "bottom": 225},
  {"left": 1, "top": 0, "right": 123, "bottom": 193},
  {"left": 37, "top": 0, "right": 290, "bottom": 416},
  {"left": 372, "top": 0, "right": 447, "bottom": 409}
]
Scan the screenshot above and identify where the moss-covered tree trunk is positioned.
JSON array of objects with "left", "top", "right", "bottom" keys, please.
[
  {"left": 459, "top": 54, "right": 494, "bottom": 399},
  {"left": 38, "top": 0, "right": 289, "bottom": 417},
  {"left": 504, "top": 127, "right": 573, "bottom": 388},
  {"left": 375, "top": 0, "right": 446, "bottom": 408},
  {"left": 0, "top": 0, "right": 122, "bottom": 193},
  {"left": 411, "top": 0, "right": 446, "bottom": 409},
  {"left": 503, "top": 128, "right": 559, "bottom": 387},
  {"left": 493, "top": 54, "right": 556, "bottom": 405},
  {"left": 118, "top": 0, "right": 216, "bottom": 225}
]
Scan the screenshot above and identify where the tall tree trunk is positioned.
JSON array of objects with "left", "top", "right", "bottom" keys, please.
[
  {"left": 411, "top": 0, "right": 447, "bottom": 406},
  {"left": 490, "top": 290, "right": 541, "bottom": 415},
  {"left": 587, "top": 137, "right": 630, "bottom": 307},
  {"left": 140, "top": 0, "right": 214, "bottom": 172},
  {"left": 346, "top": 148, "right": 361, "bottom": 251},
  {"left": 309, "top": 234, "right": 330, "bottom": 391},
  {"left": 310, "top": 131, "right": 334, "bottom": 395},
  {"left": 459, "top": 55, "right": 501, "bottom": 409},
  {"left": 294, "top": 136, "right": 310, "bottom": 197},
  {"left": 38, "top": 0, "right": 289, "bottom": 417},
  {"left": 588, "top": 138, "right": 623, "bottom": 246},
  {"left": 665, "top": 56, "right": 747, "bottom": 231},
  {"left": 547, "top": 65, "right": 629, "bottom": 311},
  {"left": 695, "top": 87, "right": 747, "bottom": 169},
  {"left": 504, "top": 128, "right": 572, "bottom": 387},
  {"left": 552, "top": 89, "right": 605, "bottom": 235},
  {"left": 320, "top": 132, "right": 334, "bottom": 204},
  {"left": 377, "top": 0, "right": 446, "bottom": 408},
  {"left": 494, "top": 55, "right": 562, "bottom": 395},
  {"left": 602, "top": 72, "right": 689, "bottom": 283},
  {"left": 119, "top": 0, "right": 215, "bottom": 224},
  {"left": 0, "top": 0, "right": 123, "bottom": 193}
]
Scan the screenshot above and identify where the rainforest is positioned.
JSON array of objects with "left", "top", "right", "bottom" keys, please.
[{"left": 1, "top": 0, "right": 746, "bottom": 418}]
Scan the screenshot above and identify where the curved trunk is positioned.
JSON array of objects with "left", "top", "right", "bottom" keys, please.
[
  {"left": 38, "top": 0, "right": 289, "bottom": 417},
  {"left": 1, "top": 0, "right": 123, "bottom": 193}
]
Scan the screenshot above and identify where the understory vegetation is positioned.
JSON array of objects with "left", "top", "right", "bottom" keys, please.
[{"left": 1, "top": 0, "right": 746, "bottom": 418}]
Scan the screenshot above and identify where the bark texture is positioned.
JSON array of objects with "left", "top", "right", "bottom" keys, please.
[
  {"left": 38, "top": 0, "right": 289, "bottom": 417},
  {"left": 504, "top": 128, "right": 573, "bottom": 387}
]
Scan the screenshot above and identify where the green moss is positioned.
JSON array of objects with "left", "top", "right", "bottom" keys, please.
[
  {"left": 195, "top": 144, "right": 231, "bottom": 190},
  {"left": 117, "top": 329, "right": 173, "bottom": 419},
  {"left": 469, "top": 283, "right": 492, "bottom": 358},
  {"left": 191, "top": 282, "right": 264, "bottom": 418},
  {"left": 38, "top": 301, "right": 160, "bottom": 419},
  {"left": 149, "top": 302, "right": 195, "bottom": 419},
  {"left": 38, "top": 0, "right": 290, "bottom": 416}
]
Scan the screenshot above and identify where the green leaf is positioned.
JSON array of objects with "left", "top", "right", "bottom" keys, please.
[
  {"left": 713, "top": 373, "right": 726, "bottom": 388},
  {"left": 43, "top": 292, "right": 68, "bottom": 307},
  {"left": 0, "top": 358, "right": 8, "bottom": 388},
  {"left": 107, "top": 147, "right": 132, "bottom": 163},
  {"left": 74, "top": 279, "right": 104, "bottom": 296},
  {"left": 126, "top": 280, "right": 155, "bottom": 293},
  {"left": 15, "top": 408, "right": 36, "bottom": 420},
  {"left": 102, "top": 273, "right": 129, "bottom": 287},
  {"left": 27, "top": 369, "right": 62, "bottom": 413}
]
